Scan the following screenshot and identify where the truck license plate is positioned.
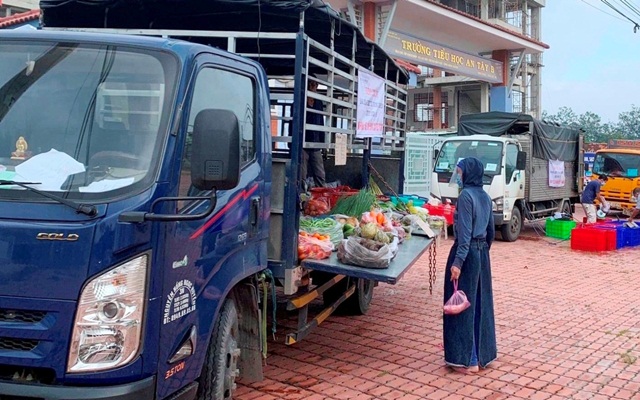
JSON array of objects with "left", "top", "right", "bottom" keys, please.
[{"left": 609, "top": 201, "right": 622, "bottom": 209}]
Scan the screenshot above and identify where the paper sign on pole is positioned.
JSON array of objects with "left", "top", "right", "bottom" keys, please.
[
  {"left": 549, "top": 160, "right": 565, "bottom": 187},
  {"left": 334, "top": 133, "right": 347, "bottom": 166},
  {"left": 356, "top": 69, "right": 386, "bottom": 139}
]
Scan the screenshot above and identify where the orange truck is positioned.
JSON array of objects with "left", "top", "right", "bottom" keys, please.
[{"left": 591, "top": 139, "right": 640, "bottom": 213}]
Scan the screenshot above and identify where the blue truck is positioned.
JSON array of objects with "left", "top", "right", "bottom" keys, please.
[{"left": 0, "top": 0, "right": 435, "bottom": 399}]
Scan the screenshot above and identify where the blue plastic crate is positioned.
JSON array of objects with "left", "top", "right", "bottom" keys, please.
[{"left": 602, "top": 221, "right": 640, "bottom": 248}]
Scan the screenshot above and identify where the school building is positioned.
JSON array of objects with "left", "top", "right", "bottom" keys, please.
[{"left": 327, "top": 0, "right": 548, "bottom": 131}]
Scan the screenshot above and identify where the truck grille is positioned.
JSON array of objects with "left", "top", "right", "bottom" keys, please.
[
  {"left": 0, "top": 310, "right": 46, "bottom": 324},
  {"left": 0, "top": 364, "right": 56, "bottom": 387},
  {"left": 0, "top": 338, "right": 39, "bottom": 352}
]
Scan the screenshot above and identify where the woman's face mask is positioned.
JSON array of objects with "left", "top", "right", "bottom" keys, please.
[{"left": 449, "top": 166, "right": 464, "bottom": 188}]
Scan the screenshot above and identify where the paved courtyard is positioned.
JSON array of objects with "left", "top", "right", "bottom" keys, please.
[{"left": 237, "top": 217, "right": 640, "bottom": 399}]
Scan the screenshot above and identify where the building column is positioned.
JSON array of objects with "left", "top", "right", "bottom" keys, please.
[
  {"left": 363, "top": 2, "right": 377, "bottom": 41},
  {"left": 433, "top": 86, "right": 442, "bottom": 129},
  {"left": 480, "top": 82, "right": 490, "bottom": 112},
  {"left": 480, "top": 0, "right": 488, "bottom": 20},
  {"left": 490, "top": 49, "right": 513, "bottom": 112}
]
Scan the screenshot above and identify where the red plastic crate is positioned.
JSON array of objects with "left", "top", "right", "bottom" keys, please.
[
  {"left": 570, "top": 226, "right": 615, "bottom": 252},
  {"left": 424, "top": 204, "right": 455, "bottom": 226},
  {"left": 310, "top": 186, "right": 358, "bottom": 208}
]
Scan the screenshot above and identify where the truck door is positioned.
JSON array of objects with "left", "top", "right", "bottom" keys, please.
[
  {"left": 504, "top": 142, "right": 525, "bottom": 204},
  {"left": 156, "top": 56, "right": 264, "bottom": 399}
]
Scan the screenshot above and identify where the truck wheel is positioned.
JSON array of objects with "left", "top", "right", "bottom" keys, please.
[
  {"left": 339, "top": 278, "right": 375, "bottom": 315},
  {"left": 500, "top": 206, "right": 522, "bottom": 242},
  {"left": 324, "top": 277, "right": 374, "bottom": 315},
  {"left": 197, "top": 298, "right": 240, "bottom": 400}
]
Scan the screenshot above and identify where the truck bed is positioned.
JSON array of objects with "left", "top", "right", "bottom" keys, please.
[
  {"left": 302, "top": 235, "right": 433, "bottom": 284},
  {"left": 514, "top": 135, "right": 579, "bottom": 202}
]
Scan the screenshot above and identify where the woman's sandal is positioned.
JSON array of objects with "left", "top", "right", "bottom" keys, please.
[{"left": 451, "top": 365, "right": 479, "bottom": 374}]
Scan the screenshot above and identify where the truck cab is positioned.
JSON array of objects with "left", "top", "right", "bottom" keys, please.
[
  {"left": 0, "top": 29, "right": 271, "bottom": 400},
  {"left": 592, "top": 148, "right": 640, "bottom": 212}
]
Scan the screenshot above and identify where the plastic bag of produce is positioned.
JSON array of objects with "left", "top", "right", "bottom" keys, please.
[
  {"left": 298, "top": 232, "right": 333, "bottom": 260},
  {"left": 443, "top": 280, "right": 471, "bottom": 315},
  {"left": 304, "top": 198, "right": 331, "bottom": 217},
  {"left": 299, "top": 217, "right": 344, "bottom": 248},
  {"left": 337, "top": 236, "right": 399, "bottom": 269}
]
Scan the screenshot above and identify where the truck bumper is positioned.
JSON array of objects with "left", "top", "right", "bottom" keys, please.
[
  {"left": 0, "top": 375, "right": 155, "bottom": 400},
  {"left": 493, "top": 212, "right": 504, "bottom": 225}
]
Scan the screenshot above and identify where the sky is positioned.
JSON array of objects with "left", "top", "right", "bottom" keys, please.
[{"left": 542, "top": 0, "right": 640, "bottom": 123}]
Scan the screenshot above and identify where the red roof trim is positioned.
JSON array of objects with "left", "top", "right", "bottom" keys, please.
[
  {"left": 0, "top": 9, "right": 40, "bottom": 29},
  {"left": 395, "top": 58, "right": 422, "bottom": 74},
  {"left": 425, "top": 0, "right": 549, "bottom": 50}
]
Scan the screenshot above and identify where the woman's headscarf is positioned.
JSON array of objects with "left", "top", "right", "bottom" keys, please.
[{"left": 457, "top": 157, "right": 485, "bottom": 188}]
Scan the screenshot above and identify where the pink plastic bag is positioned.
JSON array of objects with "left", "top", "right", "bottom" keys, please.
[{"left": 443, "top": 280, "right": 471, "bottom": 315}]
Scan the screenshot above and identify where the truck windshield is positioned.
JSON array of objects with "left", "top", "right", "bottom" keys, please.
[
  {"left": 435, "top": 140, "right": 503, "bottom": 182},
  {"left": 593, "top": 152, "right": 640, "bottom": 178},
  {"left": 0, "top": 40, "right": 177, "bottom": 201}
]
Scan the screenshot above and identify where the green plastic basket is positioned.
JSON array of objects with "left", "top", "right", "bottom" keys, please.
[{"left": 545, "top": 218, "right": 577, "bottom": 240}]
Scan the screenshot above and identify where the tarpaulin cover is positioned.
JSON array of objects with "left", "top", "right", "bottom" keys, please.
[
  {"left": 457, "top": 111, "right": 581, "bottom": 162},
  {"left": 39, "top": 0, "right": 407, "bottom": 83}
]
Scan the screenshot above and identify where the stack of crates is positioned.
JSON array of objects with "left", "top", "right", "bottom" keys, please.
[
  {"left": 589, "top": 223, "right": 625, "bottom": 250},
  {"left": 601, "top": 221, "right": 640, "bottom": 247},
  {"left": 570, "top": 220, "right": 640, "bottom": 252},
  {"left": 545, "top": 218, "right": 576, "bottom": 240},
  {"left": 570, "top": 225, "right": 616, "bottom": 252}
]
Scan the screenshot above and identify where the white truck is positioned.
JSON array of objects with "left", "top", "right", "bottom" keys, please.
[{"left": 430, "top": 112, "right": 584, "bottom": 241}]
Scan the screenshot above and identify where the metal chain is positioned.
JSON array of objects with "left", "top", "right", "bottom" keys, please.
[
  {"left": 428, "top": 241, "right": 437, "bottom": 295},
  {"left": 368, "top": 162, "right": 402, "bottom": 199}
]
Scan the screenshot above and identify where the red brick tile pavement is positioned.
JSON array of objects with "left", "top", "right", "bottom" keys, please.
[{"left": 238, "top": 216, "right": 640, "bottom": 399}]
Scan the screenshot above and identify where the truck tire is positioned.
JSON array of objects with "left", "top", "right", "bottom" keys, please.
[
  {"left": 340, "top": 278, "right": 375, "bottom": 315},
  {"left": 324, "top": 277, "right": 374, "bottom": 315},
  {"left": 197, "top": 298, "right": 240, "bottom": 400},
  {"left": 500, "top": 206, "right": 522, "bottom": 242}
]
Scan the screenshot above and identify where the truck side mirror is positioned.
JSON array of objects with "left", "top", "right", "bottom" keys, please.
[
  {"left": 433, "top": 149, "right": 439, "bottom": 161},
  {"left": 191, "top": 109, "right": 241, "bottom": 191},
  {"left": 516, "top": 151, "right": 527, "bottom": 170}
]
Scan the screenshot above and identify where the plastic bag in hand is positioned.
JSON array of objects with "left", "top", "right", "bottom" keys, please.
[{"left": 443, "top": 280, "right": 471, "bottom": 315}]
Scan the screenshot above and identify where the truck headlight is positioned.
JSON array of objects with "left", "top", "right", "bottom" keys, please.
[
  {"left": 492, "top": 197, "right": 504, "bottom": 212},
  {"left": 68, "top": 254, "right": 148, "bottom": 373}
]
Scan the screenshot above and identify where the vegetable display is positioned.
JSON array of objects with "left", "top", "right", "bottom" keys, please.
[{"left": 298, "top": 183, "right": 432, "bottom": 269}]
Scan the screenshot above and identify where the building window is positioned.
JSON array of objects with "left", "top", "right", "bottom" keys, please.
[
  {"left": 414, "top": 90, "right": 450, "bottom": 130},
  {"left": 414, "top": 92, "right": 434, "bottom": 124}
]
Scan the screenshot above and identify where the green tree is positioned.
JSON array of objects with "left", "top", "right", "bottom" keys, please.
[
  {"left": 616, "top": 105, "right": 640, "bottom": 139},
  {"left": 542, "top": 107, "right": 615, "bottom": 143},
  {"left": 542, "top": 106, "right": 578, "bottom": 126}
]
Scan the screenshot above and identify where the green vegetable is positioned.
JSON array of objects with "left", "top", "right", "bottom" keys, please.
[
  {"left": 330, "top": 188, "right": 377, "bottom": 217},
  {"left": 361, "top": 223, "right": 379, "bottom": 240},
  {"left": 374, "top": 230, "right": 390, "bottom": 244}
]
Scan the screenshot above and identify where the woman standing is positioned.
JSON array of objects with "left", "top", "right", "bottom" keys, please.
[{"left": 443, "top": 157, "right": 497, "bottom": 373}]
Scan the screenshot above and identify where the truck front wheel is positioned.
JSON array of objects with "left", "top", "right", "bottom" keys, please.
[
  {"left": 197, "top": 298, "right": 240, "bottom": 400},
  {"left": 500, "top": 206, "right": 522, "bottom": 242}
]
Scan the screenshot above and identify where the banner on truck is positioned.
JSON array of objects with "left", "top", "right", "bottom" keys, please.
[
  {"left": 356, "top": 68, "right": 386, "bottom": 139},
  {"left": 549, "top": 160, "right": 565, "bottom": 187}
]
